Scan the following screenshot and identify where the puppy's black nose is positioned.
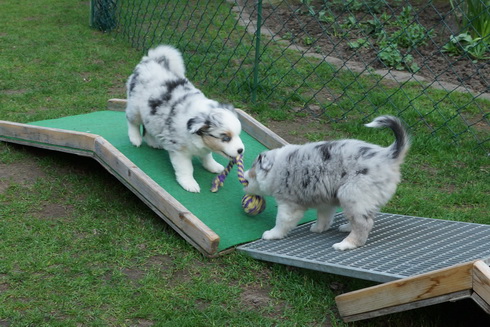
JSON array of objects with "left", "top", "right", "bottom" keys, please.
[{"left": 238, "top": 148, "right": 243, "bottom": 154}]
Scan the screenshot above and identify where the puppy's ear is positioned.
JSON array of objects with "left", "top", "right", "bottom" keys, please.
[
  {"left": 258, "top": 153, "right": 273, "bottom": 172},
  {"left": 219, "top": 103, "right": 237, "bottom": 114},
  {"left": 205, "top": 112, "right": 224, "bottom": 129},
  {"left": 187, "top": 115, "right": 210, "bottom": 135}
]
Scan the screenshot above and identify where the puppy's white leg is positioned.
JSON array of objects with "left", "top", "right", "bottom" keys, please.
[
  {"left": 333, "top": 211, "right": 374, "bottom": 251},
  {"left": 338, "top": 222, "right": 352, "bottom": 232},
  {"left": 200, "top": 152, "right": 224, "bottom": 173},
  {"left": 169, "top": 151, "right": 200, "bottom": 193},
  {"left": 127, "top": 120, "right": 143, "bottom": 147},
  {"left": 263, "top": 202, "right": 305, "bottom": 240},
  {"left": 310, "top": 205, "right": 336, "bottom": 233}
]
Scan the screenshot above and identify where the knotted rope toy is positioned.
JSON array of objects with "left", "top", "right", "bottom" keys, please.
[{"left": 210, "top": 154, "right": 266, "bottom": 216}]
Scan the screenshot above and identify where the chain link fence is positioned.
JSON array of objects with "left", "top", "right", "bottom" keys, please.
[{"left": 91, "top": 0, "right": 489, "bottom": 150}]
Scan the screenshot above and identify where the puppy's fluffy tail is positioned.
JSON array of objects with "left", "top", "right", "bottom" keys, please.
[
  {"left": 365, "top": 115, "right": 410, "bottom": 161},
  {"left": 147, "top": 45, "right": 186, "bottom": 78}
]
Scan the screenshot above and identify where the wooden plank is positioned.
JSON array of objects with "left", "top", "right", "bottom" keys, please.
[
  {"left": 108, "top": 98, "right": 126, "bottom": 111},
  {"left": 0, "top": 120, "right": 98, "bottom": 152},
  {"left": 107, "top": 98, "right": 289, "bottom": 149},
  {"left": 235, "top": 109, "right": 288, "bottom": 149},
  {"left": 93, "top": 137, "right": 220, "bottom": 255},
  {"left": 341, "top": 290, "right": 472, "bottom": 322},
  {"left": 0, "top": 137, "right": 94, "bottom": 158},
  {"left": 473, "top": 260, "right": 490, "bottom": 306},
  {"left": 336, "top": 261, "right": 475, "bottom": 319},
  {"left": 472, "top": 292, "right": 490, "bottom": 314}
]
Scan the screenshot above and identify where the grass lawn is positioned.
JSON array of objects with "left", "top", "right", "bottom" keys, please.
[{"left": 1, "top": 0, "right": 489, "bottom": 326}]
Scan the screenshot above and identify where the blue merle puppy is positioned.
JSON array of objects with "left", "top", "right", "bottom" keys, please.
[
  {"left": 125, "top": 45, "right": 244, "bottom": 193},
  {"left": 243, "top": 116, "right": 410, "bottom": 250}
]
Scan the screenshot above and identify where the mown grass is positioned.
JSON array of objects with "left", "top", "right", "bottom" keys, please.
[{"left": 1, "top": 0, "right": 489, "bottom": 326}]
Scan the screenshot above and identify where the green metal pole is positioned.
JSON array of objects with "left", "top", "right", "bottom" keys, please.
[{"left": 252, "top": 0, "right": 263, "bottom": 103}]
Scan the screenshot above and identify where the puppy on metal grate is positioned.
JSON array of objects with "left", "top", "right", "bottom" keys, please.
[{"left": 243, "top": 116, "right": 410, "bottom": 250}]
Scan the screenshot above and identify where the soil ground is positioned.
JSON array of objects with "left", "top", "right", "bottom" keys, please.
[{"left": 242, "top": 0, "right": 489, "bottom": 94}]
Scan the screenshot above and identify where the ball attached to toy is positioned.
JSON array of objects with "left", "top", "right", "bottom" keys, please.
[
  {"left": 210, "top": 154, "right": 266, "bottom": 216},
  {"left": 241, "top": 194, "right": 266, "bottom": 216}
]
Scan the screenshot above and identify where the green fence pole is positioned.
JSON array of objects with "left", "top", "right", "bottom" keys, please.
[
  {"left": 252, "top": 0, "right": 263, "bottom": 103},
  {"left": 90, "top": 0, "right": 117, "bottom": 32}
]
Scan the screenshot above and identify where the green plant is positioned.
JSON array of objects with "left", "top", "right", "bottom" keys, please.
[
  {"left": 442, "top": 32, "right": 490, "bottom": 60},
  {"left": 450, "top": 0, "right": 490, "bottom": 41},
  {"left": 361, "top": 16, "right": 386, "bottom": 36},
  {"left": 300, "top": 0, "right": 316, "bottom": 16},
  {"left": 340, "top": 15, "right": 358, "bottom": 29},
  {"left": 446, "top": 0, "right": 490, "bottom": 60},
  {"left": 282, "top": 31, "right": 294, "bottom": 40},
  {"left": 317, "top": 10, "right": 334, "bottom": 23},
  {"left": 303, "top": 35, "right": 315, "bottom": 45},
  {"left": 392, "top": 23, "right": 433, "bottom": 49},
  {"left": 396, "top": 5, "right": 414, "bottom": 27},
  {"left": 377, "top": 41, "right": 419, "bottom": 72},
  {"left": 327, "top": 0, "right": 390, "bottom": 14},
  {"left": 348, "top": 37, "right": 369, "bottom": 49}
]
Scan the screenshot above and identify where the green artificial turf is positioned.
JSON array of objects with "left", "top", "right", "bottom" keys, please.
[{"left": 26, "top": 110, "right": 316, "bottom": 251}]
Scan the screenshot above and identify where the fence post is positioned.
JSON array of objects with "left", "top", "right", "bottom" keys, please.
[
  {"left": 252, "top": 0, "right": 263, "bottom": 103},
  {"left": 90, "top": 0, "right": 117, "bottom": 32}
]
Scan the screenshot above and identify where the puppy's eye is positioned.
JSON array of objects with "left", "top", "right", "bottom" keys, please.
[{"left": 221, "top": 134, "right": 231, "bottom": 142}]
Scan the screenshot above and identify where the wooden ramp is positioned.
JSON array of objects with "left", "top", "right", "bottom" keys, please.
[{"left": 0, "top": 99, "right": 288, "bottom": 257}]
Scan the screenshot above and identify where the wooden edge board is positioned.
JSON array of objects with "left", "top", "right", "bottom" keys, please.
[
  {"left": 0, "top": 120, "right": 98, "bottom": 152},
  {"left": 472, "top": 292, "right": 490, "bottom": 315},
  {"left": 473, "top": 260, "right": 490, "bottom": 307},
  {"left": 0, "top": 119, "right": 220, "bottom": 256},
  {"left": 0, "top": 136, "right": 94, "bottom": 158},
  {"left": 340, "top": 290, "right": 472, "bottom": 322},
  {"left": 235, "top": 109, "right": 288, "bottom": 149},
  {"left": 107, "top": 98, "right": 127, "bottom": 111},
  {"left": 107, "top": 98, "right": 289, "bottom": 149},
  {"left": 335, "top": 260, "right": 475, "bottom": 319}
]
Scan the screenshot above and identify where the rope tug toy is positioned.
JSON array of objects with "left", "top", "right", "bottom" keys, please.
[{"left": 210, "top": 154, "right": 266, "bottom": 216}]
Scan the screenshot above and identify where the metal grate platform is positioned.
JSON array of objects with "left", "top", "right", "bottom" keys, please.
[{"left": 238, "top": 213, "right": 490, "bottom": 283}]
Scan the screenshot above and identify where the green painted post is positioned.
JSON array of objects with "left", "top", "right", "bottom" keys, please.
[
  {"left": 252, "top": 0, "right": 263, "bottom": 103},
  {"left": 90, "top": 0, "right": 117, "bottom": 32}
]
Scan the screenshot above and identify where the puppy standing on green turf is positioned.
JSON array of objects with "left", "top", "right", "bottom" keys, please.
[
  {"left": 125, "top": 45, "right": 244, "bottom": 193},
  {"left": 243, "top": 116, "right": 410, "bottom": 250}
]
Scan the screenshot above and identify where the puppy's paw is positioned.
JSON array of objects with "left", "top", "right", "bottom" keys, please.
[
  {"left": 262, "top": 229, "right": 286, "bottom": 240},
  {"left": 332, "top": 240, "right": 357, "bottom": 251},
  {"left": 128, "top": 128, "right": 143, "bottom": 147},
  {"left": 129, "top": 135, "right": 142, "bottom": 147},
  {"left": 310, "top": 222, "right": 328, "bottom": 233},
  {"left": 178, "top": 177, "right": 201, "bottom": 193},
  {"left": 204, "top": 161, "right": 224, "bottom": 174},
  {"left": 338, "top": 223, "right": 352, "bottom": 232}
]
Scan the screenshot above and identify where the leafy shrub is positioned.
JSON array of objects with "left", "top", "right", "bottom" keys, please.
[
  {"left": 442, "top": 32, "right": 490, "bottom": 60},
  {"left": 446, "top": 0, "right": 490, "bottom": 60}
]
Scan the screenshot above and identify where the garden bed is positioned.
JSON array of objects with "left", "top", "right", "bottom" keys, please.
[{"left": 242, "top": 0, "right": 489, "bottom": 94}]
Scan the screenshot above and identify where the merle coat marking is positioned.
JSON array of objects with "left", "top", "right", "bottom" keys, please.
[
  {"left": 244, "top": 116, "right": 410, "bottom": 250},
  {"left": 126, "top": 45, "right": 244, "bottom": 192}
]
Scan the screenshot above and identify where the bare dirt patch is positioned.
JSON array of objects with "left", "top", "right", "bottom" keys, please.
[
  {"left": 0, "top": 161, "right": 46, "bottom": 193},
  {"left": 32, "top": 201, "right": 75, "bottom": 220},
  {"left": 240, "top": 286, "right": 274, "bottom": 309}
]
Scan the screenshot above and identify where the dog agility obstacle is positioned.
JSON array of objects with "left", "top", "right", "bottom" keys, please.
[{"left": 1, "top": 99, "right": 488, "bottom": 321}]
